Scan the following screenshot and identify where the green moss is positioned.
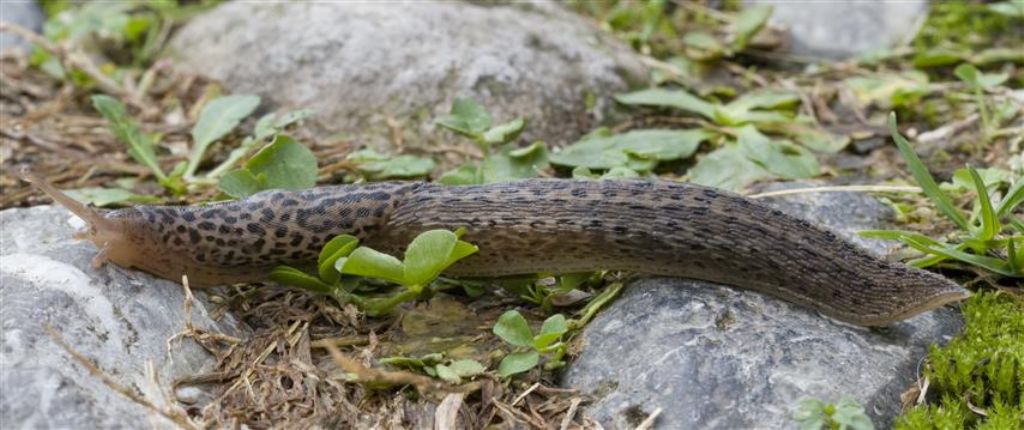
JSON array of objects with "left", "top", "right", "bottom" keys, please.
[{"left": 895, "top": 292, "right": 1024, "bottom": 430}]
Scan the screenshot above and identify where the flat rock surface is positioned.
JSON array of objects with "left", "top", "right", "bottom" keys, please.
[
  {"left": 0, "top": 206, "right": 241, "bottom": 428},
  {"left": 745, "top": 0, "right": 928, "bottom": 60},
  {"left": 168, "top": 1, "right": 648, "bottom": 148},
  {"left": 562, "top": 188, "right": 965, "bottom": 429}
]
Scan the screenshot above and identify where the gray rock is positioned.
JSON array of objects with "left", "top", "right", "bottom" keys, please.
[
  {"left": 0, "top": 205, "right": 241, "bottom": 428},
  {"left": 745, "top": 0, "right": 928, "bottom": 60},
  {"left": 563, "top": 188, "right": 964, "bottom": 429},
  {"left": 0, "top": 0, "right": 44, "bottom": 53},
  {"left": 167, "top": 1, "right": 647, "bottom": 149}
]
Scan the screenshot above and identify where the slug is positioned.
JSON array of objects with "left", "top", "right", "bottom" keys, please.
[{"left": 23, "top": 173, "right": 969, "bottom": 326}]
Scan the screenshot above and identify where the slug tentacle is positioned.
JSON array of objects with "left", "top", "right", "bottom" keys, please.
[{"left": 19, "top": 168, "right": 118, "bottom": 234}]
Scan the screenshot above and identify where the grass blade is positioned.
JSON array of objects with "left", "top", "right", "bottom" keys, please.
[
  {"left": 968, "top": 166, "right": 999, "bottom": 240},
  {"left": 888, "top": 113, "right": 969, "bottom": 230},
  {"left": 904, "top": 236, "right": 1015, "bottom": 277},
  {"left": 995, "top": 177, "right": 1024, "bottom": 217}
]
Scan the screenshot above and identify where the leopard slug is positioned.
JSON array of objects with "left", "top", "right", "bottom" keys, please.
[{"left": 25, "top": 174, "right": 969, "bottom": 326}]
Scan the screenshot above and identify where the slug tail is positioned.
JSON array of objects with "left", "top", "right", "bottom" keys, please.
[{"left": 18, "top": 167, "right": 116, "bottom": 233}]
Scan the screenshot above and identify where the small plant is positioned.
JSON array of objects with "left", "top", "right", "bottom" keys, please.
[
  {"left": 793, "top": 397, "right": 874, "bottom": 430},
  {"left": 435, "top": 98, "right": 549, "bottom": 185},
  {"left": 271, "top": 229, "right": 478, "bottom": 316},
  {"left": 860, "top": 113, "right": 1023, "bottom": 278},
  {"left": 90, "top": 92, "right": 316, "bottom": 202},
  {"left": 953, "top": 63, "right": 1012, "bottom": 144},
  {"left": 379, "top": 353, "right": 486, "bottom": 384},
  {"left": 553, "top": 86, "right": 844, "bottom": 191},
  {"left": 492, "top": 310, "right": 569, "bottom": 377}
]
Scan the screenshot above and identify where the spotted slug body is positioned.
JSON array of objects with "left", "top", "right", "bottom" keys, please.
[{"left": 27, "top": 175, "right": 968, "bottom": 326}]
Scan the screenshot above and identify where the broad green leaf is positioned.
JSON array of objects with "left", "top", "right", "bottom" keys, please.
[
  {"left": 64, "top": 187, "right": 160, "bottom": 207},
  {"left": 831, "top": 398, "right": 874, "bottom": 430},
  {"left": 550, "top": 129, "right": 709, "bottom": 171},
  {"left": 434, "top": 364, "right": 461, "bottom": 383},
  {"left": 498, "top": 351, "right": 540, "bottom": 377},
  {"left": 683, "top": 31, "right": 725, "bottom": 59},
  {"left": 187, "top": 94, "right": 261, "bottom": 177},
  {"left": 947, "top": 167, "right": 1011, "bottom": 192},
  {"left": 726, "top": 90, "right": 799, "bottom": 112},
  {"left": 793, "top": 398, "right": 827, "bottom": 430},
  {"left": 913, "top": 48, "right": 966, "bottom": 68},
  {"left": 615, "top": 88, "right": 716, "bottom": 119},
  {"left": 759, "top": 120, "right": 850, "bottom": 153},
  {"left": 688, "top": 145, "right": 771, "bottom": 191},
  {"left": 270, "top": 266, "right": 335, "bottom": 293},
  {"left": 217, "top": 169, "right": 261, "bottom": 198},
  {"left": 954, "top": 64, "right": 1008, "bottom": 89},
  {"left": 92, "top": 95, "right": 166, "bottom": 181},
  {"left": 736, "top": 126, "right": 819, "bottom": 179},
  {"left": 403, "top": 230, "right": 458, "bottom": 286},
  {"left": 318, "top": 235, "right": 360, "bottom": 284},
  {"left": 439, "top": 164, "right": 481, "bottom": 185},
  {"left": 889, "top": 113, "right": 969, "bottom": 231},
  {"left": 354, "top": 154, "right": 436, "bottom": 179},
  {"left": 493, "top": 310, "right": 534, "bottom": 347},
  {"left": 443, "top": 240, "right": 479, "bottom": 270},
  {"left": 731, "top": 5, "right": 773, "bottom": 50},
  {"left": 244, "top": 135, "right": 318, "bottom": 190},
  {"left": 533, "top": 314, "right": 568, "bottom": 350},
  {"left": 483, "top": 118, "right": 527, "bottom": 145},
  {"left": 968, "top": 167, "right": 999, "bottom": 241},
  {"left": 448, "top": 359, "right": 486, "bottom": 377},
  {"left": 339, "top": 247, "right": 406, "bottom": 284},
  {"left": 435, "top": 98, "right": 492, "bottom": 137},
  {"left": 482, "top": 141, "right": 549, "bottom": 183},
  {"left": 602, "top": 167, "right": 641, "bottom": 179},
  {"left": 254, "top": 109, "right": 315, "bottom": 141}
]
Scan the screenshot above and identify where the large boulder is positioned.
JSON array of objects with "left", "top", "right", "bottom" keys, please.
[
  {"left": 168, "top": 1, "right": 648, "bottom": 148},
  {"left": 0, "top": 206, "right": 241, "bottom": 428},
  {"left": 562, "top": 186, "right": 965, "bottom": 429}
]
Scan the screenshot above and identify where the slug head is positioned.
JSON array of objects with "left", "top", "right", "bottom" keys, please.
[{"left": 19, "top": 169, "right": 143, "bottom": 268}]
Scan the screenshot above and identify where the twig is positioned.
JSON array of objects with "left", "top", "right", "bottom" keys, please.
[
  {"left": 512, "top": 382, "right": 541, "bottom": 406},
  {"left": 559, "top": 397, "right": 583, "bottom": 430},
  {"left": 747, "top": 185, "right": 923, "bottom": 199},
  {"left": 634, "top": 407, "right": 662, "bottom": 430}
]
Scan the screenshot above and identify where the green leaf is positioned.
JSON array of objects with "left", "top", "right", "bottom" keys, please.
[
  {"left": 844, "top": 71, "right": 930, "bottom": 108},
  {"left": 439, "top": 164, "right": 482, "bottom": 185},
  {"left": 731, "top": 5, "right": 773, "bottom": 50},
  {"left": 187, "top": 94, "right": 261, "bottom": 177},
  {"left": 550, "top": 129, "right": 709, "bottom": 171},
  {"left": 403, "top": 230, "right": 458, "bottom": 287},
  {"left": 64, "top": 187, "right": 160, "bottom": 207},
  {"left": 436, "top": 98, "right": 492, "bottom": 137},
  {"left": 217, "top": 169, "right": 261, "bottom": 199},
  {"left": 483, "top": 118, "right": 527, "bottom": 145},
  {"left": 243, "top": 135, "right": 318, "bottom": 190},
  {"left": 688, "top": 145, "right": 771, "bottom": 191},
  {"left": 793, "top": 398, "right": 827, "bottom": 430},
  {"left": 444, "top": 240, "right": 479, "bottom": 270},
  {"left": 270, "top": 266, "right": 335, "bottom": 294},
  {"left": 254, "top": 109, "right": 315, "bottom": 141},
  {"left": 615, "top": 88, "right": 716, "bottom": 119},
  {"left": 903, "top": 237, "right": 1015, "bottom": 277},
  {"left": 318, "top": 235, "right": 360, "bottom": 284},
  {"left": 483, "top": 141, "right": 549, "bottom": 183},
  {"left": 92, "top": 95, "right": 166, "bottom": 181},
  {"left": 448, "top": 359, "right": 486, "bottom": 378},
  {"left": 348, "top": 150, "right": 436, "bottom": 179},
  {"left": 434, "top": 364, "right": 461, "bottom": 383},
  {"left": 954, "top": 64, "right": 1007, "bottom": 89},
  {"left": 736, "top": 126, "right": 819, "bottom": 179},
  {"left": 533, "top": 314, "right": 568, "bottom": 350},
  {"left": 968, "top": 167, "right": 1000, "bottom": 241},
  {"left": 913, "top": 48, "right": 966, "bottom": 68},
  {"left": 832, "top": 398, "right": 874, "bottom": 430},
  {"left": 726, "top": 90, "right": 799, "bottom": 112},
  {"left": 493, "top": 310, "right": 534, "bottom": 347},
  {"left": 889, "top": 113, "right": 970, "bottom": 231},
  {"left": 339, "top": 247, "right": 406, "bottom": 284},
  {"left": 498, "top": 351, "right": 540, "bottom": 377}
]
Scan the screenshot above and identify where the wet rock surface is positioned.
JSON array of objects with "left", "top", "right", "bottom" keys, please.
[
  {"left": 168, "top": 1, "right": 648, "bottom": 148},
  {"left": 0, "top": 206, "right": 241, "bottom": 428},
  {"left": 562, "top": 187, "right": 965, "bottom": 429},
  {"left": 745, "top": 0, "right": 928, "bottom": 60}
]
